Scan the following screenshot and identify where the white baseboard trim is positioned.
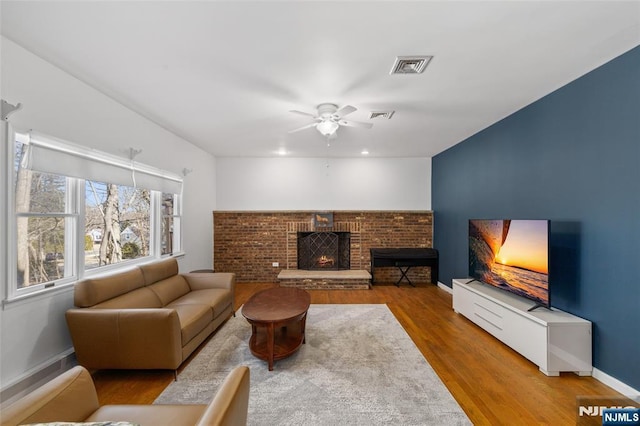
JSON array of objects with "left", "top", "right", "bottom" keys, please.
[
  {"left": 437, "top": 281, "right": 452, "bottom": 294},
  {"left": 0, "top": 349, "right": 77, "bottom": 407},
  {"left": 592, "top": 368, "right": 640, "bottom": 400}
]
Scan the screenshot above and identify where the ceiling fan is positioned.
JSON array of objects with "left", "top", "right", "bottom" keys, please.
[{"left": 288, "top": 103, "right": 373, "bottom": 138}]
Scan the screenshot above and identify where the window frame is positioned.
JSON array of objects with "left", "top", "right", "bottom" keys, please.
[
  {"left": 13, "top": 186, "right": 79, "bottom": 293},
  {"left": 159, "top": 192, "right": 184, "bottom": 257},
  {"left": 4, "top": 128, "right": 184, "bottom": 303}
]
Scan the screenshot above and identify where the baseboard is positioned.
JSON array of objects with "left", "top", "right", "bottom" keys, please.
[
  {"left": 0, "top": 349, "right": 77, "bottom": 407},
  {"left": 437, "top": 281, "right": 452, "bottom": 294},
  {"left": 592, "top": 368, "right": 640, "bottom": 400}
]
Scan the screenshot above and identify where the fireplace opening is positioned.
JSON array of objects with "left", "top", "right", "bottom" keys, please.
[{"left": 297, "top": 232, "right": 350, "bottom": 270}]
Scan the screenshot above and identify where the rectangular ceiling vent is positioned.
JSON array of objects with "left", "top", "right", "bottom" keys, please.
[
  {"left": 390, "top": 56, "right": 433, "bottom": 75},
  {"left": 369, "top": 111, "right": 395, "bottom": 120}
]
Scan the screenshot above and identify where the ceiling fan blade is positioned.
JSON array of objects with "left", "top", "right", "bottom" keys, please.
[
  {"left": 335, "top": 105, "right": 357, "bottom": 118},
  {"left": 339, "top": 119, "right": 373, "bottom": 129},
  {"left": 288, "top": 122, "right": 318, "bottom": 133},
  {"left": 289, "top": 110, "right": 317, "bottom": 118}
]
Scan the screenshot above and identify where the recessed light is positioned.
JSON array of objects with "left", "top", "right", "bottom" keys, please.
[
  {"left": 277, "top": 148, "right": 287, "bottom": 156},
  {"left": 390, "top": 56, "right": 433, "bottom": 75},
  {"left": 361, "top": 150, "right": 369, "bottom": 155}
]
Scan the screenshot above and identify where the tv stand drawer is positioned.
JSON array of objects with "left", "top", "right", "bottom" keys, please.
[{"left": 472, "top": 300, "right": 504, "bottom": 335}]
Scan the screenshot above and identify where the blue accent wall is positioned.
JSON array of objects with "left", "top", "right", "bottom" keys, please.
[{"left": 432, "top": 46, "right": 640, "bottom": 390}]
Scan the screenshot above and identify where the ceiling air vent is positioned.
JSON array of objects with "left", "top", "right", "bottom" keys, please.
[
  {"left": 390, "top": 56, "right": 433, "bottom": 75},
  {"left": 369, "top": 111, "right": 395, "bottom": 120}
]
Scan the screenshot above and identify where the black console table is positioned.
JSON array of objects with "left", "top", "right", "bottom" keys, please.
[{"left": 370, "top": 248, "right": 439, "bottom": 286}]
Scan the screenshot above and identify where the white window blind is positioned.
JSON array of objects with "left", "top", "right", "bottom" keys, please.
[{"left": 20, "top": 131, "right": 183, "bottom": 194}]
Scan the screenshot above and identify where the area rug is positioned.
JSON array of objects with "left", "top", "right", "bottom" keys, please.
[{"left": 155, "top": 304, "right": 470, "bottom": 425}]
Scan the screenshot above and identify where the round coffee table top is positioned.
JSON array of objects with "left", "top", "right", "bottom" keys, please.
[{"left": 242, "top": 287, "right": 310, "bottom": 323}]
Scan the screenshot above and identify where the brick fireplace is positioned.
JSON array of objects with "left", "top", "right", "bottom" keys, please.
[{"left": 212, "top": 211, "right": 434, "bottom": 284}]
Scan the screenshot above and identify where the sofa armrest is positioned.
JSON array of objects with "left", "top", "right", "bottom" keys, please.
[
  {"left": 183, "top": 272, "right": 235, "bottom": 292},
  {"left": 65, "top": 308, "right": 183, "bottom": 370},
  {"left": 196, "top": 366, "right": 250, "bottom": 426},
  {"left": 1, "top": 366, "right": 99, "bottom": 426}
]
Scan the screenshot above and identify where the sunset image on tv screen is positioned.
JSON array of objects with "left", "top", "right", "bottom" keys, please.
[{"left": 495, "top": 220, "right": 548, "bottom": 275}]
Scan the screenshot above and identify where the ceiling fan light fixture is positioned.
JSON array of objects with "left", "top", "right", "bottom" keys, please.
[
  {"left": 316, "top": 119, "right": 339, "bottom": 136},
  {"left": 289, "top": 103, "right": 371, "bottom": 137}
]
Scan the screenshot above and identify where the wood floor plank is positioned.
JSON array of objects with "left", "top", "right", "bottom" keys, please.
[{"left": 91, "top": 282, "right": 624, "bottom": 424}]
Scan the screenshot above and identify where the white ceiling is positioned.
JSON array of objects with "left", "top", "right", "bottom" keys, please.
[{"left": 1, "top": 1, "right": 639, "bottom": 158}]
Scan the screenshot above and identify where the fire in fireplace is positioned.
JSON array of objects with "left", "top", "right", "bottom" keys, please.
[{"left": 297, "top": 232, "right": 350, "bottom": 270}]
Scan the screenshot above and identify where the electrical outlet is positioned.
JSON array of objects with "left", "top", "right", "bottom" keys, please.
[{"left": 272, "top": 262, "right": 279, "bottom": 267}]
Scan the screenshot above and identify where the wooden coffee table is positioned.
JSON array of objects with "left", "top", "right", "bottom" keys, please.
[{"left": 242, "top": 287, "right": 311, "bottom": 371}]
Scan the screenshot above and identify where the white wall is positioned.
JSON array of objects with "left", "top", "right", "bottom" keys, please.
[
  {"left": 216, "top": 157, "right": 431, "bottom": 211},
  {"left": 0, "top": 37, "right": 217, "bottom": 391}
]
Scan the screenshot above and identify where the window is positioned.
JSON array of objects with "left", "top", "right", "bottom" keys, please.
[
  {"left": 85, "top": 181, "right": 151, "bottom": 269},
  {"left": 161, "top": 192, "right": 182, "bottom": 256},
  {"left": 14, "top": 140, "right": 76, "bottom": 288},
  {"left": 6, "top": 129, "right": 183, "bottom": 299}
]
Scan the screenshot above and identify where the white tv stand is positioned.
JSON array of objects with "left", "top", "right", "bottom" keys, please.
[{"left": 452, "top": 279, "right": 592, "bottom": 376}]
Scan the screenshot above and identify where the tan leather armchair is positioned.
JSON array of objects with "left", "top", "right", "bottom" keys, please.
[{"left": 1, "top": 365, "right": 250, "bottom": 426}]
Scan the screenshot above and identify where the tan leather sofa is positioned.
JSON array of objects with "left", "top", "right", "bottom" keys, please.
[
  {"left": 1, "top": 365, "right": 250, "bottom": 426},
  {"left": 66, "top": 258, "right": 235, "bottom": 371}
]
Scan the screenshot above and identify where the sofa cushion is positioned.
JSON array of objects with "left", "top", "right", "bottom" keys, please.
[
  {"left": 92, "top": 287, "right": 162, "bottom": 309},
  {"left": 139, "top": 257, "right": 179, "bottom": 285},
  {"left": 165, "top": 303, "right": 213, "bottom": 344},
  {"left": 147, "top": 275, "right": 191, "bottom": 306},
  {"left": 23, "top": 422, "right": 137, "bottom": 426},
  {"left": 74, "top": 268, "right": 145, "bottom": 308},
  {"left": 87, "top": 405, "right": 206, "bottom": 426},
  {"left": 170, "top": 289, "right": 232, "bottom": 317}
]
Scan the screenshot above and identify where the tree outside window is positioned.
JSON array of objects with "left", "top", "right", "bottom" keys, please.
[{"left": 85, "top": 181, "right": 150, "bottom": 269}]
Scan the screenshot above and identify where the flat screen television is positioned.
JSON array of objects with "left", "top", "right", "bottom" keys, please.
[{"left": 469, "top": 219, "right": 550, "bottom": 310}]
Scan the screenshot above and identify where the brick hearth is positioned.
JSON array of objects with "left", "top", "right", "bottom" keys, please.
[{"left": 277, "top": 269, "right": 372, "bottom": 290}]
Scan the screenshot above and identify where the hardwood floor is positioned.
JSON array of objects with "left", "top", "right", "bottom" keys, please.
[{"left": 93, "top": 282, "right": 623, "bottom": 425}]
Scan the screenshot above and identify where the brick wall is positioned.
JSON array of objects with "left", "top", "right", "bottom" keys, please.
[{"left": 213, "top": 211, "right": 434, "bottom": 283}]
